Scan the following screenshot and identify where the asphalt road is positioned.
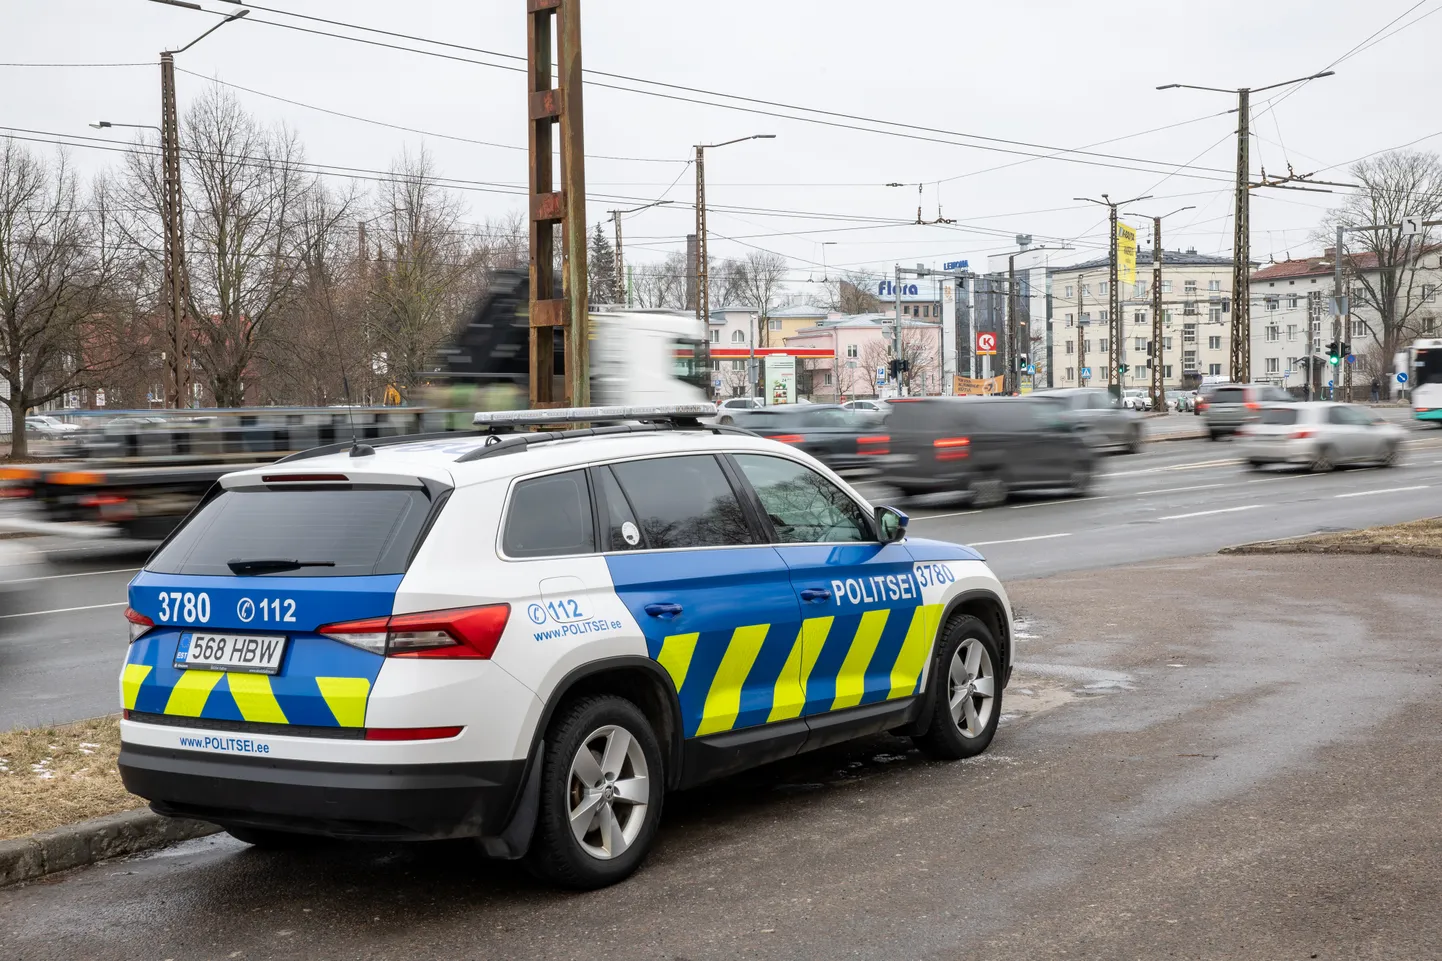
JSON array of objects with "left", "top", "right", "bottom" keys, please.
[
  {"left": 1, "top": 418, "right": 1439, "bottom": 730},
  {"left": 3, "top": 553, "right": 1438, "bottom": 960}
]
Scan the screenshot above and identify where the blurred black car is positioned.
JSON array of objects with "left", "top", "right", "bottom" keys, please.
[
  {"left": 884, "top": 397, "right": 1095, "bottom": 506},
  {"left": 728, "top": 404, "right": 887, "bottom": 472}
]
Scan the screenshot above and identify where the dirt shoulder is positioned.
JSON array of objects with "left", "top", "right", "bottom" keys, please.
[
  {"left": 0, "top": 716, "right": 132, "bottom": 840},
  {"left": 1221, "top": 516, "right": 1442, "bottom": 558}
]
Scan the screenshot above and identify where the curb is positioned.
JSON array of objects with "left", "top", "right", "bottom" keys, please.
[{"left": 0, "top": 808, "right": 219, "bottom": 887}]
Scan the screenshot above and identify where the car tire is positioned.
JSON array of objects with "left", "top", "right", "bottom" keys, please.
[
  {"left": 912, "top": 614, "right": 1003, "bottom": 761},
  {"left": 1208, "top": 430, "right": 1221, "bottom": 442},
  {"left": 524, "top": 695, "right": 665, "bottom": 890},
  {"left": 1310, "top": 445, "right": 1336, "bottom": 473},
  {"left": 718, "top": 416, "right": 733, "bottom": 426},
  {"left": 970, "top": 473, "right": 1009, "bottom": 508},
  {"left": 1246, "top": 459, "right": 1267, "bottom": 472},
  {"left": 1067, "top": 461, "right": 1094, "bottom": 497},
  {"left": 1381, "top": 443, "right": 1401, "bottom": 468},
  {"left": 224, "top": 827, "right": 320, "bottom": 849},
  {"left": 1125, "top": 427, "right": 1143, "bottom": 455}
]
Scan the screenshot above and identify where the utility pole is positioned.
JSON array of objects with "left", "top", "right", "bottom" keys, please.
[
  {"left": 527, "top": 0, "right": 589, "bottom": 408},
  {"left": 1159, "top": 70, "right": 1339, "bottom": 386},
  {"left": 1006, "top": 254, "right": 1018, "bottom": 395},
  {"left": 694, "top": 135, "right": 774, "bottom": 328},
  {"left": 1152, "top": 221, "right": 1165, "bottom": 412},
  {"left": 1077, "top": 193, "right": 1150, "bottom": 397},
  {"left": 1076, "top": 274, "right": 1086, "bottom": 387},
  {"left": 160, "top": 50, "right": 189, "bottom": 409},
  {"left": 1333, "top": 224, "right": 1345, "bottom": 402},
  {"left": 893, "top": 264, "right": 904, "bottom": 396},
  {"left": 607, "top": 200, "right": 671, "bottom": 309}
]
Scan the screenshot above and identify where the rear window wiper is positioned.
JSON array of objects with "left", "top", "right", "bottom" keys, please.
[{"left": 226, "top": 558, "right": 338, "bottom": 575}]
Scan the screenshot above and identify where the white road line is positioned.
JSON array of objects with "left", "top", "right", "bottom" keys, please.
[
  {"left": 1101, "top": 458, "right": 1239, "bottom": 478},
  {"left": 1160, "top": 505, "right": 1260, "bottom": 521},
  {"left": 12, "top": 567, "right": 140, "bottom": 583},
  {"left": 0, "top": 601, "right": 128, "bottom": 620},
  {"left": 911, "top": 509, "right": 982, "bottom": 521},
  {"left": 1006, "top": 482, "right": 1228, "bottom": 510},
  {"left": 969, "top": 533, "right": 1074, "bottom": 547},
  {"left": 1333, "top": 485, "right": 1430, "bottom": 499}
]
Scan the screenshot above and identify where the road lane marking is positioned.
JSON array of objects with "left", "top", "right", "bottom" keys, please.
[
  {"left": 969, "top": 533, "right": 1074, "bottom": 547},
  {"left": 0, "top": 601, "right": 128, "bottom": 620},
  {"left": 1160, "top": 505, "right": 1260, "bottom": 521},
  {"left": 1006, "top": 482, "right": 1229, "bottom": 510},
  {"left": 1333, "top": 485, "right": 1430, "bottom": 499},
  {"left": 11, "top": 568, "right": 140, "bottom": 583},
  {"left": 911, "top": 509, "right": 983, "bottom": 521},
  {"left": 1101, "top": 458, "right": 1239, "bottom": 478}
]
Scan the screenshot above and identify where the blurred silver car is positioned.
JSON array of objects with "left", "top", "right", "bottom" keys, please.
[
  {"left": 1029, "top": 388, "right": 1143, "bottom": 454},
  {"left": 1238, "top": 403, "right": 1406, "bottom": 472}
]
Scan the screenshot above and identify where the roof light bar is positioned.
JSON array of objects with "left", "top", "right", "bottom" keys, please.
[{"left": 472, "top": 404, "right": 717, "bottom": 428}]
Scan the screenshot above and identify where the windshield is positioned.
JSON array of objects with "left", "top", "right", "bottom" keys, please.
[
  {"left": 147, "top": 488, "right": 435, "bottom": 577},
  {"left": 1418, "top": 348, "right": 1442, "bottom": 386},
  {"left": 673, "top": 339, "right": 709, "bottom": 391}
]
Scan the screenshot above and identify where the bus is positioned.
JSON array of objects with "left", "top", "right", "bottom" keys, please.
[{"left": 1401, "top": 338, "right": 1442, "bottom": 425}]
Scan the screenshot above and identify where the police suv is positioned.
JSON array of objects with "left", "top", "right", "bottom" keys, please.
[{"left": 118, "top": 405, "right": 1014, "bottom": 889}]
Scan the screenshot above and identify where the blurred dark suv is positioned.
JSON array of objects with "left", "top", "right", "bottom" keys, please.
[{"left": 885, "top": 397, "right": 1095, "bottom": 506}]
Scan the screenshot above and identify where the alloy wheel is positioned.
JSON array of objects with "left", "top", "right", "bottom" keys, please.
[
  {"left": 568, "top": 725, "right": 650, "bottom": 860},
  {"left": 948, "top": 638, "right": 997, "bottom": 738}
]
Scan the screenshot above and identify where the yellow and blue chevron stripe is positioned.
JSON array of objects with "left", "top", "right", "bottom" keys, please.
[{"left": 654, "top": 606, "right": 942, "bottom": 739}]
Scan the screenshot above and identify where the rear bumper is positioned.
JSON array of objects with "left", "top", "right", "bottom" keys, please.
[
  {"left": 120, "top": 741, "right": 527, "bottom": 842},
  {"left": 1239, "top": 439, "right": 1315, "bottom": 464}
]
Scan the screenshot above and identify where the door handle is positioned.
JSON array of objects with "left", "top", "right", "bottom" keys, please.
[
  {"left": 799, "top": 588, "right": 833, "bottom": 603},
  {"left": 644, "top": 602, "right": 683, "bottom": 619}
]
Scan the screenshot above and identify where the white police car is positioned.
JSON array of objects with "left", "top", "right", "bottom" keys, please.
[{"left": 118, "top": 405, "right": 1014, "bottom": 888}]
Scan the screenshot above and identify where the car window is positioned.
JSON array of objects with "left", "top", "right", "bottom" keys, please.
[
  {"left": 734, "top": 455, "right": 870, "bottom": 544},
  {"left": 1212, "top": 387, "right": 1245, "bottom": 405},
  {"left": 974, "top": 402, "right": 1039, "bottom": 431},
  {"left": 148, "top": 488, "right": 434, "bottom": 577},
  {"left": 1337, "top": 405, "right": 1373, "bottom": 426},
  {"left": 503, "top": 471, "right": 595, "bottom": 558},
  {"left": 1262, "top": 387, "right": 1290, "bottom": 403},
  {"left": 1089, "top": 392, "right": 1116, "bottom": 410},
  {"left": 1260, "top": 407, "right": 1297, "bottom": 426},
  {"left": 594, "top": 466, "right": 644, "bottom": 552},
  {"left": 804, "top": 408, "right": 851, "bottom": 427},
  {"left": 610, "top": 456, "right": 754, "bottom": 550}
]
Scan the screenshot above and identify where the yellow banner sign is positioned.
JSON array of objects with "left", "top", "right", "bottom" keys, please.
[
  {"left": 1118, "top": 223, "right": 1138, "bottom": 286},
  {"left": 953, "top": 375, "right": 1007, "bottom": 396}
]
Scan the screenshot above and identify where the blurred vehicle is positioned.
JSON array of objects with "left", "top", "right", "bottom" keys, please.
[
  {"left": 1402, "top": 337, "right": 1442, "bottom": 425},
  {"left": 1121, "top": 389, "right": 1151, "bottom": 411},
  {"left": 1238, "top": 403, "right": 1406, "bottom": 471},
  {"left": 729, "top": 404, "right": 884, "bottom": 472},
  {"left": 1029, "top": 388, "right": 1143, "bottom": 455},
  {"left": 25, "top": 415, "right": 79, "bottom": 438},
  {"left": 842, "top": 399, "right": 887, "bottom": 413},
  {"left": 714, "top": 397, "right": 766, "bottom": 424},
  {"left": 1166, "top": 390, "right": 1194, "bottom": 413},
  {"left": 886, "top": 397, "right": 1096, "bottom": 506},
  {"left": 1197, "top": 383, "right": 1290, "bottom": 440}
]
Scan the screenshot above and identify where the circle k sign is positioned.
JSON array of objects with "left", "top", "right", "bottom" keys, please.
[{"left": 976, "top": 332, "right": 998, "bottom": 355}]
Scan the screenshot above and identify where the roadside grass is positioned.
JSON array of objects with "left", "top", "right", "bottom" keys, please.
[
  {"left": 0, "top": 715, "right": 134, "bottom": 840},
  {"left": 1224, "top": 517, "right": 1442, "bottom": 558}
]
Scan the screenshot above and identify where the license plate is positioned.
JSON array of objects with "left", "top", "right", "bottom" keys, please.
[{"left": 174, "top": 633, "right": 287, "bottom": 675}]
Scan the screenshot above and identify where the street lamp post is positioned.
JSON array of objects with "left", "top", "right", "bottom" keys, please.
[
  {"left": 1122, "top": 206, "right": 1195, "bottom": 413},
  {"left": 141, "top": 0, "right": 251, "bottom": 408},
  {"left": 606, "top": 200, "right": 672, "bottom": 307},
  {"left": 1076, "top": 193, "right": 1152, "bottom": 397},
  {"left": 695, "top": 135, "right": 774, "bottom": 328}
]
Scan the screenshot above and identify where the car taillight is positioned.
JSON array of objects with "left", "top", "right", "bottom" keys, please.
[
  {"left": 0, "top": 487, "right": 33, "bottom": 499},
  {"left": 124, "top": 606, "right": 154, "bottom": 643},
  {"left": 320, "top": 604, "right": 511, "bottom": 659},
  {"left": 1197, "top": 401, "right": 1209, "bottom": 411},
  {"left": 1292, "top": 429, "right": 1314, "bottom": 440},
  {"left": 364, "top": 726, "right": 464, "bottom": 741},
  {"left": 771, "top": 434, "right": 805, "bottom": 444},
  {"left": 1245, "top": 402, "right": 1261, "bottom": 411},
  {"left": 934, "top": 437, "right": 971, "bottom": 462},
  {"left": 858, "top": 435, "right": 890, "bottom": 456}
]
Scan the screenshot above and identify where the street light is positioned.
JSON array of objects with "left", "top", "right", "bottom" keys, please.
[
  {"left": 89, "top": 121, "right": 161, "bottom": 132},
  {"left": 140, "top": 0, "right": 252, "bottom": 409},
  {"left": 695, "top": 135, "right": 775, "bottom": 327},
  {"left": 1121, "top": 206, "right": 1196, "bottom": 411},
  {"left": 1076, "top": 193, "right": 1152, "bottom": 394},
  {"left": 606, "top": 200, "right": 673, "bottom": 307}
]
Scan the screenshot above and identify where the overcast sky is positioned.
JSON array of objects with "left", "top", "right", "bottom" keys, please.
[{"left": 5, "top": 0, "right": 1439, "bottom": 289}]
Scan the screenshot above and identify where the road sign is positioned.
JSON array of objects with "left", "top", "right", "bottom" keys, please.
[
  {"left": 976, "top": 332, "right": 998, "bottom": 355},
  {"left": 876, "top": 366, "right": 887, "bottom": 385},
  {"left": 1346, "top": 354, "right": 1356, "bottom": 365},
  {"left": 1081, "top": 366, "right": 1092, "bottom": 379},
  {"left": 1403, "top": 215, "right": 1424, "bottom": 239},
  {"left": 1025, "top": 365, "right": 1035, "bottom": 375},
  {"left": 944, "top": 260, "right": 970, "bottom": 271},
  {"left": 1328, "top": 380, "right": 1335, "bottom": 389},
  {"left": 712, "top": 377, "right": 722, "bottom": 389},
  {"left": 1398, "top": 372, "right": 1409, "bottom": 384}
]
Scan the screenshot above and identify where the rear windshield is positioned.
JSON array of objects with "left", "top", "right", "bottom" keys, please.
[
  {"left": 1260, "top": 408, "right": 1298, "bottom": 425},
  {"left": 888, "top": 400, "right": 971, "bottom": 432},
  {"left": 148, "top": 488, "right": 434, "bottom": 577},
  {"left": 1211, "top": 387, "right": 1245, "bottom": 405}
]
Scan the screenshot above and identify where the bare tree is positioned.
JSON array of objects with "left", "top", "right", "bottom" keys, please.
[
  {"left": 1322, "top": 150, "right": 1442, "bottom": 381},
  {"left": 0, "top": 142, "right": 133, "bottom": 457},
  {"left": 365, "top": 147, "right": 474, "bottom": 398},
  {"left": 730, "top": 250, "right": 789, "bottom": 347},
  {"left": 811, "top": 272, "right": 881, "bottom": 314},
  {"left": 631, "top": 251, "right": 688, "bottom": 309},
  {"left": 858, "top": 325, "right": 938, "bottom": 396}
]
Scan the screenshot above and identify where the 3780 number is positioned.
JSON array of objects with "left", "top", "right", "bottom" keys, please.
[{"left": 157, "top": 591, "right": 210, "bottom": 624}]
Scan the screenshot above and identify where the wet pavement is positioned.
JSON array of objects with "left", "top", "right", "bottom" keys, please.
[{"left": 3, "top": 553, "right": 1439, "bottom": 960}]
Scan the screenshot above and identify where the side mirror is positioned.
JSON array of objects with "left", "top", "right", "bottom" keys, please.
[{"left": 876, "top": 506, "right": 909, "bottom": 544}]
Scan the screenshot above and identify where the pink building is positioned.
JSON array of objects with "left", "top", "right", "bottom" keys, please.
[{"left": 784, "top": 314, "right": 944, "bottom": 402}]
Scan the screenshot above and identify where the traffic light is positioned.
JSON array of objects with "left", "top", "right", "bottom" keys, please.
[
  {"left": 1017, "top": 353, "right": 1029, "bottom": 371},
  {"left": 1118, "top": 364, "right": 1130, "bottom": 375},
  {"left": 887, "top": 359, "right": 901, "bottom": 379},
  {"left": 1326, "top": 341, "right": 1341, "bottom": 366}
]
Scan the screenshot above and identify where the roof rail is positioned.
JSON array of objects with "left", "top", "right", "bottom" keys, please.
[
  {"left": 454, "top": 421, "right": 754, "bottom": 464},
  {"left": 472, "top": 404, "right": 716, "bottom": 430},
  {"left": 275, "top": 430, "right": 484, "bottom": 464}
]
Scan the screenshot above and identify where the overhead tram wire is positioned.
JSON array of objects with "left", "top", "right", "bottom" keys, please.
[{"left": 165, "top": 2, "right": 1236, "bottom": 184}]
